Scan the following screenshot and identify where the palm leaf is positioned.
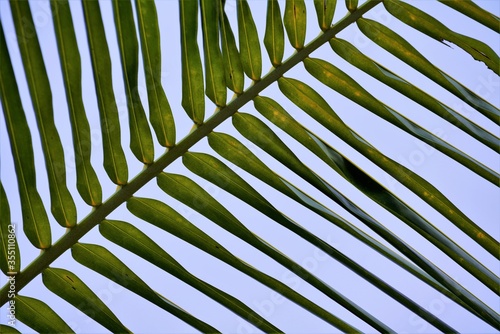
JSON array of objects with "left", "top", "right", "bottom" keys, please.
[{"left": 0, "top": 0, "right": 498, "bottom": 332}]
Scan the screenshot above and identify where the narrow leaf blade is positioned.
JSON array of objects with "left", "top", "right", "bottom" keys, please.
[
  {"left": 279, "top": 76, "right": 500, "bottom": 260},
  {"left": 183, "top": 151, "right": 458, "bottom": 333},
  {"left": 264, "top": 0, "right": 285, "bottom": 67},
  {"left": 220, "top": 6, "right": 244, "bottom": 94},
  {"left": 136, "top": 0, "right": 176, "bottom": 145},
  {"left": 235, "top": 110, "right": 499, "bottom": 296},
  {"left": 16, "top": 295, "right": 74, "bottom": 333},
  {"left": 237, "top": 0, "right": 262, "bottom": 80},
  {"left": 438, "top": 0, "right": 500, "bottom": 32},
  {"left": 127, "top": 197, "right": 361, "bottom": 333},
  {"left": 304, "top": 57, "right": 499, "bottom": 185},
  {"left": 42, "top": 267, "right": 131, "bottom": 333},
  {"left": 357, "top": 18, "right": 500, "bottom": 124},
  {"left": 82, "top": 0, "right": 128, "bottom": 185},
  {"left": 0, "top": 24, "right": 51, "bottom": 249},
  {"left": 99, "top": 219, "right": 281, "bottom": 333},
  {"left": 50, "top": 0, "right": 102, "bottom": 206},
  {"left": 157, "top": 172, "right": 394, "bottom": 332},
  {"left": 284, "top": 0, "right": 307, "bottom": 50},
  {"left": 0, "top": 183, "right": 20, "bottom": 275},
  {"left": 0, "top": 325, "right": 20, "bottom": 334},
  {"left": 201, "top": 0, "right": 227, "bottom": 107},
  {"left": 277, "top": 78, "right": 500, "bottom": 324},
  {"left": 179, "top": 0, "right": 205, "bottom": 124},
  {"left": 10, "top": 0, "right": 77, "bottom": 227},
  {"left": 384, "top": 0, "right": 500, "bottom": 74},
  {"left": 113, "top": 0, "right": 155, "bottom": 162},
  {"left": 313, "top": 0, "right": 336, "bottom": 31},
  {"left": 72, "top": 243, "right": 218, "bottom": 333},
  {"left": 329, "top": 38, "right": 500, "bottom": 151}
]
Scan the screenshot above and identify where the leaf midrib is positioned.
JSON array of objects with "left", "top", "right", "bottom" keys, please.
[{"left": 0, "top": 0, "right": 383, "bottom": 304}]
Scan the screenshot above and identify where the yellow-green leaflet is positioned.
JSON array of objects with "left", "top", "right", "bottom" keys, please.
[
  {"left": 72, "top": 243, "right": 219, "bottom": 333},
  {"left": 357, "top": 18, "right": 500, "bottom": 124},
  {"left": 15, "top": 295, "right": 74, "bottom": 333},
  {"left": 0, "top": 23, "right": 51, "bottom": 249},
  {"left": 237, "top": 0, "right": 262, "bottom": 80},
  {"left": 42, "top": 268, "right": 131, "bottom": 333},
  {"left": 264, "top": 0, "right": 285, "bottom": 67},
  {"left": 201, "top": 0, "right": 227, "bottom": 107},
  {"left": 82, "top": 0, "right": 128, "bottom": 185},
  {"left": 99, "top": 219, "right": 281, "bottom": 333},
  {"left": 50, "top": 0, "right": 102, "bottom": 206},
  {"left": 219, "top": 6, "right": 244, "bottom": 94},
  {"left": 284, "top": 0, "right": 307, "bottom": 49},
  {"left": 0, "top": 184, "right": 20, "bottom": 275},
  {"left": 136, "top": 0, "right": 176, "bottom": 147},
  {"left": 179, "top": 0, "right": 205, "bottom": 124},
  {"left": 438, "top": 0, "right": 499, "bottom": 32},
  {"left": 10, "top": 0, "right": 77, "bottom": 227},
  {"left": 384, "top": 0, "right": 499, "bottom": 75},
  {"left": 346, "top": 0, "right": 358, "bottom": 12},
  {"left": 114, "top": 0, "right": 155, "bottom": 163},
  {"left": 313, "top": 0, "right": 336, "bottom": 31}
]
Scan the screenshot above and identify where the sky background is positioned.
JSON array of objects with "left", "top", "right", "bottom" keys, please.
[{"left": 1, "top": 0, "right": 499, "bottom": 333}]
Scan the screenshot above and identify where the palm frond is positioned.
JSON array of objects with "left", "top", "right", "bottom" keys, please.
[{"left": 0, "top": 0, "right": 498, "bottom": 332}]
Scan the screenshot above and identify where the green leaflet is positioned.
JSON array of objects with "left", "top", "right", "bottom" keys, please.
[
  {"left": 81, "top": 0, "right": 128, "bottom": 185},
  {"left": 179, "top": 0, "right": 205, "bottom": 124},
  {"left": 42, "top": 268, "right": 130, "bottom": 333},
  {"left": 220, "top": 5, "right": 244, "bottom": 94},
  {"left": 438, "top": 0, "right": 500, "bottom": 32},
  {"left": 278, "top": 76, "right": 500, "bottom": 261},
  {"left": 0, "top": 325, "right": 20, "bottom": 334},
  {"left": 264, "top": 0, "right": 285, "bottom": 67},
  {"left": 284, "top": 0, "right": 307, "bottom": 50},
  {"left": 278, "top": 78, "right": 500, "bottom": 325},
  {"left": 357, "top": 18, "right": 500, "bottom": 124},
  {"left": 0, "top": 24, "right": 51, "bottom": 249},
  {"left": 182, "top": 152, "right": 457, "bottom": 332},
  {"left": 346, "top": 0, "right": 358, "bottom": 12},
  {"left": 304, "top": 57, "right": 499, "bottom": 185},
  {"left": 234, "top": 110, "right": 500, "bottom": 296},
  {"left": 237, "top": 0, "right": 262, "bottom": 81},
  {"left": 50, "top": 0, "right": 102, "bottom": 206},
  {"left": 329, "top": 38, "right": 500, "bottom": 152},
  {"left": 313, "top": 0, "right": 336, "bottom": 31},
  {"left": 136, "top": 0, "right": 176, "bottom": 147},
  {"left": 0, "top": 184, "right": 20, "bottom": 275},
  {"left": 158, "top": 172, "right": 393, "bottom": 332},
  {"left": 99, "top": 219, "right": 281, "bottom": 333},
  {"left": 71, "top": 243, "right": 218, "bottom": 333},
  {"left": 201, "top": 0, "right": 227, "bottom": 107},
  {"left": 384, "top": 0, "right": 500, "bottom": 75},
  {"left": 16, "top": 295, "right": 74, "bottom": 333},
  {"left": 207, "top": 132, "right": 429, "bottom": 281},
  {"left": 127, "top": 196, "right": 360, "bottom": 333},
  {"left": 10, "top": 0, "right": 76, "bottom": 227},
  {"left": 113, "top": 0, "right": 155, "bottom": 163}
]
